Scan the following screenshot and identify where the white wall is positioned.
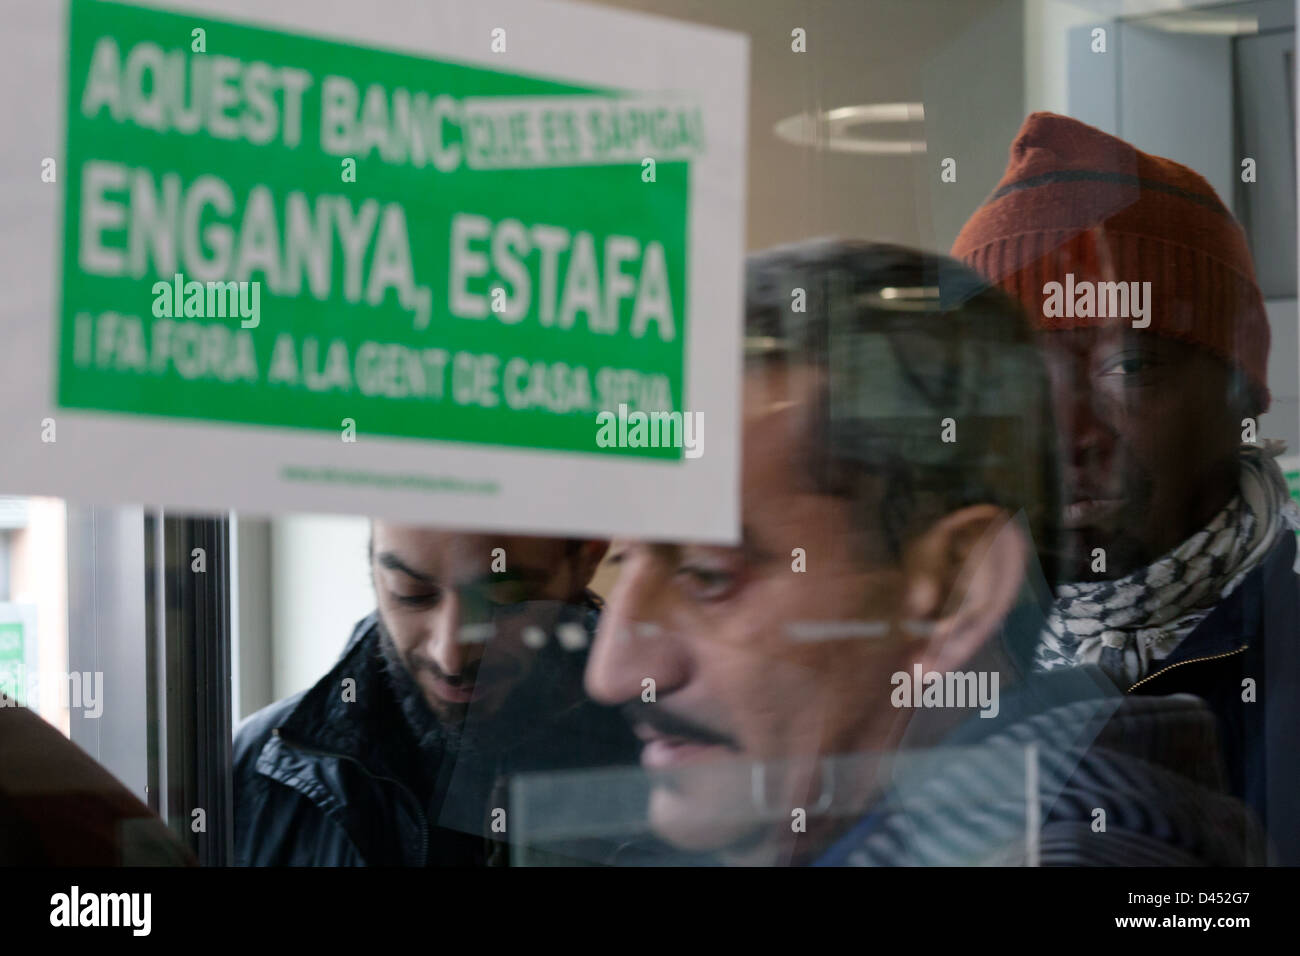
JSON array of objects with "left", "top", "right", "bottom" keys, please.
[
  {"left": 585, "top": 0, "right": 1027, "bottom": 253},
  {"left": 1025, "top": 0, "right": 1100, "bottom": 115},
  {"left": 1024, "top": 0, "right": 1243, "bottom": 117},
  {"left": 8, "top": 498, "right": 67, "bottom": 734},
  {"left": 1265, "top": 299, "right": 1300, "bottom": 449},
  {"left": 269, "top": 515, "right": 375, "bottom": 702}
]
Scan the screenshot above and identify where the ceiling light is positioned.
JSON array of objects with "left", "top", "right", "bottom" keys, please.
[
  {"left": 773, "top": 102, "right": 926, "bottom": 155},
  {"left": 1136, "top": 13, "right": 1258, "bottom": 35}
]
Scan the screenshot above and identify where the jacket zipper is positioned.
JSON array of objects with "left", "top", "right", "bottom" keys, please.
[
  {"left": 1125, "top": 645, "right": 1249, "bottom": 693},
  {"left": 272, "top": 728, "right": 430, "bottom": 865}
]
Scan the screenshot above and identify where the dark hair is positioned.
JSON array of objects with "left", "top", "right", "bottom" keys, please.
[
  {"left": 744, "top": 239, "right": 1061, "bottom": 587},
  {"left": 366, "top": 525, "right": 588, "bottom": 563}
]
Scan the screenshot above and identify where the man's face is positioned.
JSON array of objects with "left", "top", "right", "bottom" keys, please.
[
  {"left": 371, "top": 526, "right": 598, "bottom": 725},
  {"left": 1039, "top": 327, "right": 1242, "bottom": 580},
  {"left": 583, "top": 365, "right": 911, "bottom": 860}
]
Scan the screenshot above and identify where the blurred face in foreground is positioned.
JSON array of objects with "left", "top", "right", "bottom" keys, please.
[
  {"left": 584, "top": 363, "right": 1026, "bottom": 864},
  {"left": 371, "top": 525, "right": 605, "bottom": 726}
]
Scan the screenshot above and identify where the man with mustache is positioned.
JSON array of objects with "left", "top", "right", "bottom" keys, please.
[
  {"left": 579, "top": 240, "right": 1261, "bottom": 866},
  {"left": 233, "top": 525, "right": 636, "bottom": 865},
  {"left": 953, "top": 113, "right": 1300, "bottom": 863}
]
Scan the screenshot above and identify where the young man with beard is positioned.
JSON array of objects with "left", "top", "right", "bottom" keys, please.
[
  {"left": 952, "top": 113, "right": 1300, "bottom": 864},
  {"left": 578, "top": 240, "right": 1262, "bottom": 867},
  {"left": 233, "top": 526, "right": 637, "bottom": 865}
]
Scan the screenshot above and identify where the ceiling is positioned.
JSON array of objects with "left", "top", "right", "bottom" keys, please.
[{"left": 578, "top": 0, "right": 1027, "bottom": 253}]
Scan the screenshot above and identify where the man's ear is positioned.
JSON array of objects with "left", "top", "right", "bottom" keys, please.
[{"left": 899, "top": 505, "right": 1027, "bottom": 675}]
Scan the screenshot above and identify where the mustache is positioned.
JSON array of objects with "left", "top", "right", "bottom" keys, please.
[{"left": 620, "top": 700, "right": 740, "bottom": 750}]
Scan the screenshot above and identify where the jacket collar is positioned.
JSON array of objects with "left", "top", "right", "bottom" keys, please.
[
  {"left": 268, "top": 612, "right": 418, "bottom": 780},
  {"left": 1157, "top": 531, "right": 1296, "bottom": 668},
  {"left": 252, "top": 613, "right": 431, "bottom": 865}
]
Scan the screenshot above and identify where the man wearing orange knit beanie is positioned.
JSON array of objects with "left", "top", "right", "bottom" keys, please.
[{"left": 954, "top": 112, "right": 1300, "bottom": 863}]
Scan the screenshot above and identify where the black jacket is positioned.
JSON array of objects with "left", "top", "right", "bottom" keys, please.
[
  {"left": 1123, "top": 531, "right": 1300, "bottom": 864},
  {"left": 233, "top": 610, "right": 638, "bottom": 866}
]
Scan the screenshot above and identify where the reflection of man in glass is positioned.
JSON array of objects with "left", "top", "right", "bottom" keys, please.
[
  {"left": 584, "top": 241, "right": 1260, "bottom": 866},
  {"left": 234, "top": 527, "right": 636, "bottom": 865}
]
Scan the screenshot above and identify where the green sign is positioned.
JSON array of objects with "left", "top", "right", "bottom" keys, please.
[
  {"left": 1285, "top": 468, "right": 1300, "bottom": 536},
  {"left": 59, "top": 0, "right": 696, "bottom": 458},
  {"left": 0, "top": 621, "right": 25, "bottom": 704}
]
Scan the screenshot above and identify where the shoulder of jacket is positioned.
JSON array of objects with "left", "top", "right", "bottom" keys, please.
[
  {"left": 232, "top": 692, "right": 305, "bottom": 779},
  {"left": 232, "top": 614, "right": 383, "bottom": 772}
]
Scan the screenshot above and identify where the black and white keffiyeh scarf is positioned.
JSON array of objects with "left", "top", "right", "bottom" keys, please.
[{"left": 1035, "top": 443, "right": 1300, "bottom": 685}]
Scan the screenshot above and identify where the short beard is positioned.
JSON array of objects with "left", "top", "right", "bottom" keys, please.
[
  {"left": 375, "top": 620, "right": 477, "bottom": 758},
  {"left": 373, "top": 612, "right": 587, "bottom": 763}
]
